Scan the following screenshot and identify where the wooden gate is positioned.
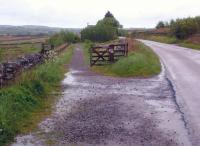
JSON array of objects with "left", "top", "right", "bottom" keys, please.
[{"left": 90, "top": 43, "right": 128, "bottom": 66}]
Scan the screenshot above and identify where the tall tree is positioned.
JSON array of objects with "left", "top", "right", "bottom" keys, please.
[
  {"left": 156, "top": 21, "right": 165, "bottom": 29},
  {"left": 105, "top": 11, "right": 114, "bottom": 18}
]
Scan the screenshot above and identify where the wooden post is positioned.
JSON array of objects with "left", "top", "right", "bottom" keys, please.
[
  {"left": 90, "top": 47, "right": 92, "bottom": 66},
  {"left": 51, "top": 44, "right": 54, "bottom": 50},
  {"left": 0, "top": 64, "right": 3, "bottom": 88},
  {"left": 126, "top": 43, "right": 128, "bottom": 56},
  {"left": 41, "top": 43, "right": 45, "bottom": 54},
  {"left": 108, "top": 46, "right": 114, "bottom": 62}
]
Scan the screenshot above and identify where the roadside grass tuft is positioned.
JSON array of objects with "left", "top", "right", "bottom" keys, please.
[
  {"left": 0, "top": 46, "right": 73, "bottom": 145},
  {"left": 179, "top": 42, "right": 200, "bottom": 50},
  {"left": 83, "top": 40, "right": 161, "bottom": 77},
  {"left": 142, "top": 35, "right": 200, "bottom": 50},
  {"left": 143, "top": 35, "right": 178, "bottom": 44}
]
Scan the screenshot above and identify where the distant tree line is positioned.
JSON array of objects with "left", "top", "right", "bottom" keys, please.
[
  {"left": 48, "top": 31, "right": 80, "bottom": 46},
  {"left": 81, "top": 11, "right": 126, "bottom": 42},
  {"left": 156, "top": 16, "right": 200, "bottom": 39}
]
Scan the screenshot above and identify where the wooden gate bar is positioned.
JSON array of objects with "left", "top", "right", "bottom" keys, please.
[{"left": 90, "top": 42, "right": 128, "bottom": 66}]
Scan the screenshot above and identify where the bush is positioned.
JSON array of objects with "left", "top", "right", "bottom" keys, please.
[
  {"left": 156, "top": 21, "right": 165, "bottom": 29},
  {"left": 157, "top": 16, "right": 200, "bottom": 39},
  {"left": 171, "top": 17, "right": 199, "bottom": 39},
  {"left": 48, "top": 31, "right": 80, "bottom": 46}
]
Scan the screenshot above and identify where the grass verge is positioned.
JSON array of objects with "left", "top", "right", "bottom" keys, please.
[
  {"left": 179, "top": 42, "right": 200, "bottom": 50},
  {"left": 0, "top": 45, "right": 73, "bottom": 145},
  {"left": 142, "top": 35, "right": 200, "bottom": 50},
  {"left": 83, "top": 40, "right": 161, "bottom": 77},
  {"left": 142, "top": 35, "right": 177, "bottom": 44}
]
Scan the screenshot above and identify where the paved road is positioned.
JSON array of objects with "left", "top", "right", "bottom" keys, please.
[{"left": 140, "top": 40, "right": 200, "bottom": 145}]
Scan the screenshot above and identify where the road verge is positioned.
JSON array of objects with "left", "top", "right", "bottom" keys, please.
[
  {"left": 0, "top": 45, "right": 74, "bottom": 145},
  {"left": 83, "top": 39, "right": 161, "bottom": 77}
]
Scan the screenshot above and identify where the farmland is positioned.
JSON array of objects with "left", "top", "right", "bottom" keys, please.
[{"left": 0, "top": 35, "right": 48, "bottom": 62}]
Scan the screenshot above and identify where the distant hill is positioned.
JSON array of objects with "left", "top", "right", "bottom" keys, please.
[{"left": 0, "top": 25, "right": 82, "bottom": 36}]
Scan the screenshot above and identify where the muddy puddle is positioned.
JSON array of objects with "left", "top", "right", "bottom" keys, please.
[{"left": 12, "top": 46, "right": 191, "bottom": 146}]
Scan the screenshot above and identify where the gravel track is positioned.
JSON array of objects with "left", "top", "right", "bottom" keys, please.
[{"left": 12, "top": 44, "right": 191, "bottom": 146}]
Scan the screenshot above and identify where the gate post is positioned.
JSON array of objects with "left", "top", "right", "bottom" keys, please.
[
  {"left": 108, "top": 45, "right": 114, "bottom": 62},
  {"left": 41, "top": 43, "right": 45, "bottom": 54},
  {"left": 90, "top": 47, "right": 92, "bottom": 66}
]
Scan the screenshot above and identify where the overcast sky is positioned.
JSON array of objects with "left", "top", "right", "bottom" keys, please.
[{"left": 0, "top": 0, "right": 199, "bottom": 28}]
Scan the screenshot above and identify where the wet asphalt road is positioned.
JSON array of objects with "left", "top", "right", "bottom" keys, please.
[
  {"left": 12, "top": 44, "right": 191, "bottom": 146},
  {"left": 140, "top": 40, "right": 200, "bottom": 145}
]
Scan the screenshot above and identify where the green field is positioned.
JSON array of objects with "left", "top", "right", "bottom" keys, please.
[
  {"left": 0, "top": 46, "right": 73, "bottom": 145},
  {"left": 0, "top": 43, "right": 42, "bottom": 62},
  {"left": 83, "top": 40, "right": 161, "bottom": 77}
]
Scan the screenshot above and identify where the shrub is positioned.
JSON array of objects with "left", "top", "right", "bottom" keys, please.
[
  {"left": 156, "top": 21, "right": 165, "bottom": 29},
  {"left": 157, "top": 16, "right": 200, "bottom": 39},
  {"left": 48, "top": 31, "right": 80, "bottom": 46},
  {"left": 171, "top": 17, "right": 199, "bottom": 39}
]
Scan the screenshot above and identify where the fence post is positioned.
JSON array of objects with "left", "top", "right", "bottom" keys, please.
[
  {"left": 51, "top": 44, "right": 54, "bottom": 50},
  {"left": 126, "top": 43, "right": 128, "bottom": 56},
  {"left": 0, "top": 64, "right": 3, "bottom": 88},
  {"left": 41, "top": 43, "right": 45, "bottom": 54}
]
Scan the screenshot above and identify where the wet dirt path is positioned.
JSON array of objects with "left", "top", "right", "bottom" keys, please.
[{"left": 12, "top": 44, "right": 191, "bottom": 146}]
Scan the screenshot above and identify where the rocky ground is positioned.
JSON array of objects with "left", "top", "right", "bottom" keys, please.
[{"left": 12, "top": 44, "right": 191, "bottom": 146}]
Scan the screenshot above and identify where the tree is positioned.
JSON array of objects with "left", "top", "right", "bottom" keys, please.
[
  {"left": 81, "top": 25, "right": 117, "bottom": 42},
  {"left": 81, "top": 11, "right": 121, "bottom": 42},
  {"left": 156, "top": 21, "right": 165, "bottom": 29},
  {"left": 195, "top": 16, "right": 200, "bottom": 31},
  {"left": 105, "top": 11, "right": 114, "bottom": 18},
  {"left": 48, "top": 31, "right": 80, "bottom": 46},
  {"left": 97, "top": 11, "right": 121, "bottom": 28},
  {"left": 170, "top": 17, "right": 199, "bottom": 39}
]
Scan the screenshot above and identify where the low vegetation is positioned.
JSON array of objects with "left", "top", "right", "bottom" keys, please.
[
  {"left": 170, "top": 17, "right": 200, "bottom": 39},
  {"left": 156, "top": 16, "right": 200, "bottom": 39},
  {"left": 0, "top": 44, "right": 41, "bottom": 62},
  {"left": 142, "top": 35, "right": 178, "bottom": 44},
  {"left": 48, "top": 31, "right": 80, "bottom": 46},
  {"left": 179, "top": 41, "right": 200, "bottom": 50},
  {"left": 0, "top": 46, "right": 73, "bottom": 145},
  {"left": 133, "top": 16, "right": 200, "bottom": 50},
  {"left": 142, "top": 35, "right": 200, "bottom": 50},
  {"left": 83, "top": 40, "right": 161, "bottom": 77}
]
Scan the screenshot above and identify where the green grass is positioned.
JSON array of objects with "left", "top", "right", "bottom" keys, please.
[
  {"left": 0, "top": 44, "right": 41, "bottom": 62},
  {"left": 179, "top": 42, "right": 200, "bottom": 50},
  {"left": 83, "top": 40, "right": 94, "bottom": 64},
  {"left": 83, "top": 41, "right": 161, "bottom": 77},
  {"left": 143, "top": 35, "right": 177, "bottom": 44},
  {"left": 143, "top": 35, "right": 200, "bottom": 50},
  {"left": 0, "top": 45, "right": 73, "bottom": 145}
]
